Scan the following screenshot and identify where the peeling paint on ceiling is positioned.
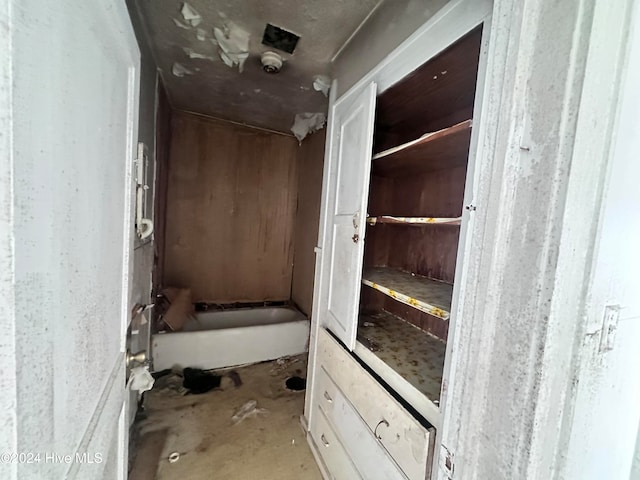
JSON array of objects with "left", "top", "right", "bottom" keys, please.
[{"left": 131, "top": 0, "right": 381, "bottom": 133}]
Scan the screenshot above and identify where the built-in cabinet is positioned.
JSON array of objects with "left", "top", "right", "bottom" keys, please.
[{"left": 305, "top": 1, "right": 492, "bottom": 479}]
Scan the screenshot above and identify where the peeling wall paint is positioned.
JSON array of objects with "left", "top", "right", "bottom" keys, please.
[
  {"left": 172, "top": 62, "right": 193, "bottom": 77},
  {"left": 291, "top": 112, "right": 326, "bottom": 142},
  {"left": 180, "top": 2, "right": 202, "bottom": 27},
  {"left": 214, "top": 21, "right": 250, "bottom": 72}
]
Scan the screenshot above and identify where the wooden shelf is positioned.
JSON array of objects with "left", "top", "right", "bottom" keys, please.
[
  {"left": 367, "top": 215, "right": 461, "bottom": 226},
  {"left": 357, "top": 310, "right": 446, "bottom": 411},
  {"left": 361, "top": 267, "right": 453, "bottom": 320},
  {"left": 372, "top": 120, "right": 472, "bottom": 177}
]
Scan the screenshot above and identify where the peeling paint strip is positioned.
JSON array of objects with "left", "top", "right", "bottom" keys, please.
[
  {"left": 313, "top": 75, "right": 331, "bottom": 97},
  {"left": 291, "top": 112, "right": 326, "bottom": 142},
  {"left": 196, "top": 28, "right": 207, "bottom": 41},
  {"left": 181, "top": 2, "right": 202, "bottom": 27},
  {"left": 182, "top": 47, "right": 216, "bottom": 61},
  {"left": 172, "top": 62, "right": 194, "bottom": 77},
  {"left": 173, "top": 18, "right": 191, "bottom": 30},
  {"left": 214, "top": 22, "right": 250, "bottom": 72}
]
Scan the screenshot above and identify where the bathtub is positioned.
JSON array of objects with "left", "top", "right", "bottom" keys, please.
[{"left": 151, "top": 306, "right": 310, "bottom": 371}]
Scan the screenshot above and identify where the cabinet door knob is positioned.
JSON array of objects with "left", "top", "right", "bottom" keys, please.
[
  {"left": 321, "top": 434, "right": 330, "bottom": 447},
  {"left": 323, "top": 391, "right": 333, "bottom": 403}
]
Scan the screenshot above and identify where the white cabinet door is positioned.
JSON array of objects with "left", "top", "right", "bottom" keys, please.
[{"left": 318, "top": 83, "right": 376, "bottom": 349}]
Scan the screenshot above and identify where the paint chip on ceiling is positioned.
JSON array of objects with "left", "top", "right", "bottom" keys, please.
[
  {"left": 312, "top": 75, "right": 331, "bottom": 97},
  {"left": 291, "top": 112, "right": 326, "bottom": 143},
  {"left": 262, "top": 24, "right": 300, "bottom": 54},
  {"left": 181, "top": 3, "right": 202, "bottom": 27},
  {"left": 214, "top": 21, "right": 251, "bottom": 72},
  {"left": 196, "top": 28, "right": 207, "bottom": 41},
  {"left": 183, "top": 47, "right": 216, "bottom": 61},
  {"left": 172, "top": 62, "right": 194, "bottom": 77},
  {"left": 173, "top": 18, "right": 191, "bottom": 30}
]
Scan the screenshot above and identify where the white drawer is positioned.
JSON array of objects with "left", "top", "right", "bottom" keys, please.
[
  {"left": 310, "top": 406, "right": 362, "bottom": 480},
  {"left": 318, "top": 328, "right": 434, "bottom": 480},
  {"left": 316, "top": 370, "right": 407, "bottom": 480}
]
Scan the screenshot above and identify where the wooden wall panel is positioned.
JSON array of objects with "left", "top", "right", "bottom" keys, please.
[
  {"left": 163, "top": 112, "right": 299, "bottom": 303},
  {"left": 291, "top": 132, "right": 326, "bottom": 316},
  {"left": 364, "top": 225, "right": 460, "bottom": 283}
]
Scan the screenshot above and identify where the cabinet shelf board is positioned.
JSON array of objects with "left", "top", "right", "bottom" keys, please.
[
  {"left": 362, "top": 267, "right": 452, "bottom": 320},
  {"left": 367, "top": 215, "right": 461, "bottom": 226},
  {"left": 356, "top": 310, "right": 445, "bottom": 419},
  {"left": 372, "top": 120, "right": 472, "bottom": 177}
]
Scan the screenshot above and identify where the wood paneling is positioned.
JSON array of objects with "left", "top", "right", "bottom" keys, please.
[
  {"left": 163, "top": 112, "right": 299, "bottom": 303},
  {"left": 364, "top": 224, "right": 460, "bottom": 283},
  {"left": 291, "top": 132, "right": 326, "bottom": 316},
  {"left": 369, "top": 166, "right": 467, "bottom": 218},
  {"left": 374, "top": 26, "right": 483, "bottom": 152}
]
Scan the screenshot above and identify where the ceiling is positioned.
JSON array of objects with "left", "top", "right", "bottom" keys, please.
[{"left": 132, "top": 0, "right": 382, "bottom": 133}]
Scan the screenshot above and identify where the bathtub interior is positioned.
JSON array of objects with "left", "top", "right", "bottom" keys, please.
[{"left": 183, "top": 306, "right": 307, "bottom": 331}]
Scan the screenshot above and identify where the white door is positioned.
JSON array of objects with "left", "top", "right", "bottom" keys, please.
[
  {"left": 0, "top": 1, "right": 140, "bottom": 479},
  {"left": 318, "top": 83, "right": 376, "bottom": 349}
]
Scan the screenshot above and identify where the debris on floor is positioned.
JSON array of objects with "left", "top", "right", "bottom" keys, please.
[
  {"left": 152, "top": 367, "right": 242, "bottom": 396},
  {"left": 357, "top": 335, "right": 380, "bottom": 352},
  {"left": 182, "top": 368, "right": 222, "bottom": 394},
  {"left": 134, "top": 355, "right": 320, "bottom": 479},
  {"left": 153, "top": 371, "right": 189, "bottom": 396},
  {"left": 270, "top": 355, "right": 301, "bottom": 376},
  {"left": 231, "top": 400, "right": 268, "bottom": 424},
  {"left": 129, "top": 365, "right": 155, "bottom": 393}
]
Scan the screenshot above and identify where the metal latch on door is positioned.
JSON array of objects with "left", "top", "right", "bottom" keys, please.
[{"left": 352, "top": 211, "right": 360, "bottom": 243}]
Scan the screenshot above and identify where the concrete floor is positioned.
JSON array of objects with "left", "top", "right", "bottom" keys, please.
[{"left": 131, "top": 355, "right": 322, "bottom": 480}]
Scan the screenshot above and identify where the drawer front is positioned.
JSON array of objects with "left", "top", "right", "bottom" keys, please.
[
  {"left": 310, "top": 406, "right": 362, "bottom": 480},
  {"left": 316, "top": 372, "right": 407, "bottom": 480},
  {"left": 318, "top": 328, "right": 433, "bottom": 480}
]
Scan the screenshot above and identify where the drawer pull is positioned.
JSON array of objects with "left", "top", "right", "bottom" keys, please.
[
  {"left": 374, "top": 419, "right": 390, "bottom": 440},
  {"left": 323, "top": 391, "right": 333, "bottom": 403},
  {"left": 321, "top": 434, "right": 330, "bottom": 447}
]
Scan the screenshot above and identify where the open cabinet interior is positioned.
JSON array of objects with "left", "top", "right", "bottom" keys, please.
[{"left": 356, "top": 26, "right": 483, "bottom": 412}]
